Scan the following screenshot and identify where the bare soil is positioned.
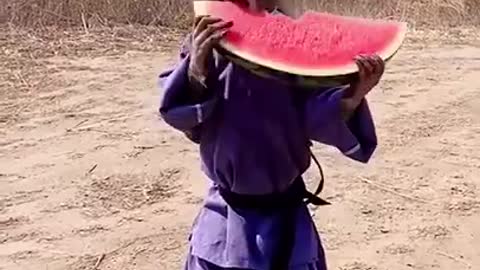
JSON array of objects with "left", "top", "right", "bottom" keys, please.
[{"left": 0, "top": 29, "right": 479, "bottom": 270}]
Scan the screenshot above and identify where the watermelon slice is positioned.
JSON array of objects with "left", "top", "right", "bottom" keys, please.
[{"left": 193, "top": 1, "right": 407, "bottom": 87}]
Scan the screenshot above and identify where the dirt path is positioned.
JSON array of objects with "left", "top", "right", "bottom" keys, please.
[{"left": 1, "top": 37, "right": 479, "bottom": 270}]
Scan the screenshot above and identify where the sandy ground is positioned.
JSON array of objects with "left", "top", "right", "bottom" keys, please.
[{"left": 1, "top": 30, "right": 480, "bottom": 270}]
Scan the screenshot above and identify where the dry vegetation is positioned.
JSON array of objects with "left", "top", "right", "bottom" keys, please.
[
  {"left": 0, "top": 0, "right": 192, "bottom": 28},
  {"left": 288, "top": 0, "right": 480, "bottom": 27},
  {"left": 0, "top": 0, "right": 479, "bottom": 29}
]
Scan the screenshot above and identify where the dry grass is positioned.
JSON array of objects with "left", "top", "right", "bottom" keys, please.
[
  {"left": 0, "top": 0, "right": 192, "bottom": 28},
  {"left": 284, "top": 0, "right": 480, "bottom": 27},
  {"left": 0, "top": 0, "right": 479, "bottom": 29},
  {"left": 0, "top": 23, "right": 184, "bottom": 125}
]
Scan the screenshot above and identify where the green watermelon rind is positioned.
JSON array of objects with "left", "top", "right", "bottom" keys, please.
[
  {"left": 215, "top": 40, "right": 404, "bottom": 88},
  {"left": 214, "top": 45, "right": 355, "bottom": 88}
]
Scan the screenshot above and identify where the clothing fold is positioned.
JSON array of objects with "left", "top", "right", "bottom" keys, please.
[{"left": 158, "top": 33, "right": 378, "bottom": 270}]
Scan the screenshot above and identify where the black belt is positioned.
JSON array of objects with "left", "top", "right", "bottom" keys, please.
[{"left": 218, "top": 151, "right": 329, "bottom": 270}]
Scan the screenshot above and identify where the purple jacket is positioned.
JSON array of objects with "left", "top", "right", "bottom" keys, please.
[{"left": 158, "top": 35, "right": 377, "bottom": 269}]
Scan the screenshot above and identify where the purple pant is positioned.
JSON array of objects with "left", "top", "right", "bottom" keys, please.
[{"left": 184, "top": 249, "right": 328, "bottom": 270}]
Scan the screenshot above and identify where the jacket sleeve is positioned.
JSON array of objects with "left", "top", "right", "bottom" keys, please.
[
  {"left": 158, "top": 35, "right": 218, "bottom": 132},
  {"left": 304, "top": 87, "right": 378, "bottom": 163}
]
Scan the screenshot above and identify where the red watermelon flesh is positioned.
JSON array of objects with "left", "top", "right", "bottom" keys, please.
[{"left": 194, "top": 1, "right": 407, "bottom": 77}]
